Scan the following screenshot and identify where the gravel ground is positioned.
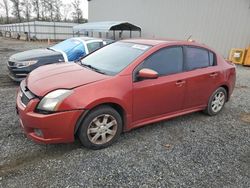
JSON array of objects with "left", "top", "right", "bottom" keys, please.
[{"left": 0, "top": 37, "right": 249, "bottom": 188}]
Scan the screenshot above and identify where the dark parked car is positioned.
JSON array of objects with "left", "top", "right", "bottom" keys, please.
[
  {"left": 16, "top": 39, "right": 236, "bottom": 149},
  {"left": 7, "top": 37, "right": 112, "bottom": 81}
]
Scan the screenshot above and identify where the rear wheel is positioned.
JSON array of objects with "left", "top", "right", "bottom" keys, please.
[
  {"left": 78, "top": 106, "right": 122, "bottom": 149},
  {"left": 204, "top": 87, "right": 227, "bottom": 116}
]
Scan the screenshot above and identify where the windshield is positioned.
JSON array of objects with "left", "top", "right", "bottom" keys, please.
[{"left": 81, "top": 42, "right": 151, "bottom": 75}]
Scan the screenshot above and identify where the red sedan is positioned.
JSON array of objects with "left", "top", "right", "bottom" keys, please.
[{"left": 16, "top": 39, "right": 236, "bottom": 149}]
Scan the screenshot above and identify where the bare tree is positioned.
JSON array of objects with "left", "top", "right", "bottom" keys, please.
[
  {"left": 21, "top": 0, "right": 32, "bottom": 22},
  {"left": 44, "top": 0, "right": 61, "bottom": 21},
  {"left": 0, "top": 15, "right": 4, "bottom": 24},
  {"left": 40, "top": 0, "right": 47, "bottom": 20},
  {"left": 10, "top": 0, "right": 22, "bottom": 22},
  {"left": 0, "top": 0, "right": 10, "bottom": 23},
  {"left": 72, "top": 0, "right": 84, "bottom": 23},
  {"left": 62, "top": 3, "right": 71, "bottom": 22},
  {"left": 54, "top": 0, "right": 62, "bottom": 21},
  {"left": 40, "top": 0, "right": 52, "bottom": 21},
  {"left": 32, "top": 0, "right": 40, "bottom": 20},
  {"left": 47, "top": 0, "right": 54, "bottom": 21}
]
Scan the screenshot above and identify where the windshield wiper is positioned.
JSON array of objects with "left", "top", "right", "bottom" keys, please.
[{"left": 81, "top": 63, "right": 106, "bottom": 75}]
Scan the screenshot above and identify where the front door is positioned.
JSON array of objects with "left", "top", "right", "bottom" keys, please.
[{"left": 132, "top": 46, "right": 186, "bottom": 123}]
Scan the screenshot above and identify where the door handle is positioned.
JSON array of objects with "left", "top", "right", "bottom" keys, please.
[
  {"left": 210, "top": 72, "right": 218, "bottom": 77},
  {"left": 176, "top": 80, "right": 186, "bottom": 87}
]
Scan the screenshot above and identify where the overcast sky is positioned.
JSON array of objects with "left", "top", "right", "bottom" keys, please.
[
  {"left": 0, "top": 0, "right": 89, "bottom": 19},
  {"left": 80, "top": 0, "right": 89, "bottom": 18}
]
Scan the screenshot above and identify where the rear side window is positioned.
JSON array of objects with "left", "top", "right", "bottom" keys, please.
[
  {"left": 142, "top": 47, "right": 183, "bottom": 76},
  {"left": 185, "top": 47, "right": 210, "bottom": 70},
  {"left": 209, "top": 51, "right": 216, "bottom": 66}
]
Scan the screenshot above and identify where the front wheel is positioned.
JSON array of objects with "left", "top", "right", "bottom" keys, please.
[
  {"left": 204, "top": 87, "right": 227, "bottom": 116},
  {"left": 78, "top": 106, "right": 123, "bottom": 149}
]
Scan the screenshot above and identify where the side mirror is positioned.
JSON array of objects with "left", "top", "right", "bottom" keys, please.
[{"left": 138, "top": 68, "right": 159, "bottom": 79}]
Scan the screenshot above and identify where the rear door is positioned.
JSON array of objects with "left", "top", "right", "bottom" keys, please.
[
  {"left": 183, "top": 46, "right": 221, "bottom": 109},
  {"left": 132, "top": 46, "right": 186, "bottom": 122}
]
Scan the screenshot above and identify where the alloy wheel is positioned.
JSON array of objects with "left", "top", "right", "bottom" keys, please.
[
  {"left": 211, "top": 91, "right": 225, "bottom": 113},
  {"left": 87, "top": 114, "right": 118, "bottom": 145}
]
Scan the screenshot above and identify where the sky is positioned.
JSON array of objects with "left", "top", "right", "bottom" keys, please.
[
  {"left": 0, "top": 0, "right": 89, "bottom": 19},
  {"left": 83, "top": 0, "right": 89, "bottom": 18}
]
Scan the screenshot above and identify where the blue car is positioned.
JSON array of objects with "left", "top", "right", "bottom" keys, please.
[{"left": 7, "top": 37, "right": 112, "bottom": 81}]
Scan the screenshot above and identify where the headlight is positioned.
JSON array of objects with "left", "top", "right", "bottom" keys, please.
[
  {"left": 37, "top": 89, "right": 73, "bottom": 112},
  {"left": 16, "top": 60, "right": 38, "bottom": 68}
]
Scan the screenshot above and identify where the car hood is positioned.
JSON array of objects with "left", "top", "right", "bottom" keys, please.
[
  {"left": 9, "top": 48, "right": 62, "bottom": 62},
  {"left": 26, "top": 63, "right": 110, "bottom": 96}
]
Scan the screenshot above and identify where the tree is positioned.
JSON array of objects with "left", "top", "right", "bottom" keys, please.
[
  {"left": 0, "top": 0, "right": 10, "bottom": 23},
  {"left": 0, "top": 15, "right": 4, "bottom": 24},
  {"left": 54, "top": 0, "right": 62, "bottom": 22},
  {"left": 72, "top": 0, "right": 85, "bottom": 23},
  {"left": 46, "top": 0, "right": 54, "bottom": 20},
  {"left": 40, "top": 0, "right": 47, "bottom": 21},
  {"left": 62, "top": 3, "right": 71, "bottom": 22},
  {"left": 10, "top": 0, "right": 22, "bottom": 22},
  {"left": 39, "top": 0, "right": 62, "bottom": 21},
  {"left": 32, "top": 0, "right": 40, "bottom": 20},
  {"left": 21, "top": 0, "right": 32, "bottom": 22}
]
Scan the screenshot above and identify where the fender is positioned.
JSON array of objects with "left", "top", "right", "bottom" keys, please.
[{"left": 73, "top": 98, "right": 131, "bottom": 134}]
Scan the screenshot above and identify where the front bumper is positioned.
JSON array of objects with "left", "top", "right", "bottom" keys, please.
[
  {"left": 16, "top": 89, "right": 84, "bottom": 144},
  {"left": 8, "top": 65, "right": 29, "bottom": 82}
]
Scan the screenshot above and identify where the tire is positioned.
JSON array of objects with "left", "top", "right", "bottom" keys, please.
[
  {"left": 204, "top": 87, "right": 227, "bottom": 116},
  {"left": 77, "top": 105, "right": 123, "bottom": 149}
]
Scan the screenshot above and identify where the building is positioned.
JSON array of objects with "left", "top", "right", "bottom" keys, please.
[
  {"left": 88, "top": 0, "right": 250, "bottom": 57},
  {"left": 0, "top": 21, "right": 77, "bottom": 40}
]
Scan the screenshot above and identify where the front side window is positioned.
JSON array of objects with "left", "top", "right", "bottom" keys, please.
[
  {"left": 185, "top": 47, "right": 210, "bottom": 70},
  {"left": 87, "top": 42, "right": 104, "bottom": 53},
  {"left": 141, "top": 47, "right": 183, "bottom": 76}
]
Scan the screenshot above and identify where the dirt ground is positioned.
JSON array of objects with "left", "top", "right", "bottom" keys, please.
[{"left": 0, "top": 37, "right": 249, "bottom": 187}]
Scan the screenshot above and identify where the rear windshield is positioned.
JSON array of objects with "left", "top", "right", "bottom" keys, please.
[
  {"left": 81, "top": 42, "right": 151, "bottom": 75},
  {"left": 50, "top": 38, "right": 82, "bottom": 53},
  {"left": 50, "top": 38, "right": 85, "bottom": 61}
]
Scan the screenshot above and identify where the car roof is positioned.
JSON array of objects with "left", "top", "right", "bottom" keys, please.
[
  {"left": 122, "top": 38, "right": 211, "bottom": 50},
  {"left": 122, "top": 38, "right": 170, "bottom": 46},
  {"left": 73, "top": 37, "right": 103, "bottom": 42}
]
